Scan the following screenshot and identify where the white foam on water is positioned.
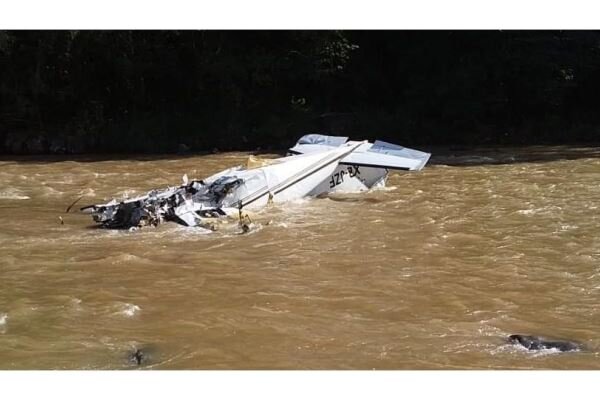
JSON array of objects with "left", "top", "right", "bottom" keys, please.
[
  {"left": 490, "top": 343, "right": 571, "bottom": 357},
  {"left": 251, "top": 305, "right": 290, "bottom": 314},
  {"left": 109, "top": 253, "right": 146, "bottom": 265},
  {"left": 0, "top": 313, "right": 7, "bottom": 333},
  {"left": 177, "top": 225, "right": 214, "bottom": 236},
  {"left": 374, "top": 185, "right": 398, "bottom": 192},
  {"left": 286, "top": 197, "right": 312, "bottom": 206},
  {"left": 530, "top": 348, "right": 564, "bottom": 357},
  {"left": 78, "top": 188, "right": 96, "bottom": 197},
  {"left": 118, "top": 303, "right": 141, "bottom": 317},
  {"left": 516, "top": 209, "right": 535, "bottom": 215},
  {"left": 558, "top": 224, "right": 578, "bottom": 232},
  {"left": 216, "top": 222, "right": 264, "bottom": 239},
  {"left": 40, "top": 186, "right": 64, "bottom": 197},
  {"left": 117, "top": 189, "right": 139, "bottom": 199},
  {"left": 70, "top": 298, "right": 83, "bottom": 310},
  {"left": 0, "top": 188, "right": 30, "bottom": 200}
]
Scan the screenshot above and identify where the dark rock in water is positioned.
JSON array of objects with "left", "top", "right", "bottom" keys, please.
[
  {"left": 508, "top": 334, "right": 582, "bottom": 352},
  {"left": 129, "top": 349, "right": 145, "bottom": 366},
  {"left": 127, "top": 345, "right": 159, "bottom": 367},
  {"left": 240, "top": 223, "right": 251, "bottom": 234}
]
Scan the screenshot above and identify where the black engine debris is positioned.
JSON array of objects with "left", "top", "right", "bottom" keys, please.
[{"left": 81, "top": 175, "right": 245, "bottom": 230}]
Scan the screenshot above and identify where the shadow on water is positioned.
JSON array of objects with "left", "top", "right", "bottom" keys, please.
[
  {"left": 425, "top": 144, "right": 600, "bottom": 166},
  {"left": 3, "top": 145, "right": 600, "bottom": 166},
  {"left": 0, "top": 152, "right": 219, "bottom": 164},
  {"left": 0, "top": 149, "right": 287, "bottom": 164}
]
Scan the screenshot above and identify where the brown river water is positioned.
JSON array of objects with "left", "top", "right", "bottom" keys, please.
[{"left": 1, "top": 146, "right": 600, "bottom": 370}]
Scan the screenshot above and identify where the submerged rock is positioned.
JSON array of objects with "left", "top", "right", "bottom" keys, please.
[
  {"left": 127, "top": 345, "right": 158, "bottom": 367},
  {"left": 129, "top": 349, "right": 145, "bottom": 366},
  {"left": 508, "top": 334, "right": 582, "bottom": 352}
]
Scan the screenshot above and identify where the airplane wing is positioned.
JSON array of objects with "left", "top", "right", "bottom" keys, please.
[
  {"left": 289, "top": 135, "right": 431, "bottom": 171},
  {"left": 340, "top": 140, "right": 431, "bottom": 171}
]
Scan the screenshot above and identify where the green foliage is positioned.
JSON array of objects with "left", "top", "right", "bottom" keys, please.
[{"left": 1, "top": 31, "right": 600, "bottom": 154}]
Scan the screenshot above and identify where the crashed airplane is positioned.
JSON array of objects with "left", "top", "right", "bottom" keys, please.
[{"left": 81, "top": 135, "right": 431, "bottom": 230}]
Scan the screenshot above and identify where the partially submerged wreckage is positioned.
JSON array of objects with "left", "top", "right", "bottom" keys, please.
[{"left": 81, "top": 135, "right": 431, "bottom": 231}]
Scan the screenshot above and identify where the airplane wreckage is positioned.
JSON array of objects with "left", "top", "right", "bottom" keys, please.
[{"left": 81, "top": 135, "right": 431, "bottom": 231}]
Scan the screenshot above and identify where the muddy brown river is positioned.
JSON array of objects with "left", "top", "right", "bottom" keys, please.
[{"left": 1, "top": 146, "right": 600, "bottom": 369}]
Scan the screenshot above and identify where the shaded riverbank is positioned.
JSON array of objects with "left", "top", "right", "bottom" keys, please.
[{"left": 4, "top": 31, "right": 600, "bottom": 155}]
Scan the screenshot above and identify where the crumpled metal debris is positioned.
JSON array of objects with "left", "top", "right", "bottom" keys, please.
[
  {"left": 80, "top": 135, "right": 431, "bottom": 231},
  {"left": 81, "top": 175, "right": 243, "bottom": 230}
]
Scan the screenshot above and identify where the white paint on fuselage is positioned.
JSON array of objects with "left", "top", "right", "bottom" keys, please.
[{"left": 308, "top": 164, "right": 388, "bottom": 196}]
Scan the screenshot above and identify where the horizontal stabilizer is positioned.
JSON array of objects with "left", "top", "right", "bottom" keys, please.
[
  {"left": 364, "top": 140, "right": 431, "bottom": 171},
  {"left": 288, "top": 134, "right": 348, "bottom": 154},
  {"left": 340, "top": 140, "right": 431, "bottom": 171},
  {"left": 340, "top": 153, "right": 416, "bottom": 171},
  {"left": 339, "top": 140, "right": 430, "bottom": 171},
  {"left": 289, "top": 135, "right": 431, "bottom": 171}
]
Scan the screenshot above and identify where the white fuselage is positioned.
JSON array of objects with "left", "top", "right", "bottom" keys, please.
[
  {"left": 307, "top": 163, "right": 388, "bottom": 196},
  {"left": 83, "top": 135, "right": 429, "bottom": 229}
]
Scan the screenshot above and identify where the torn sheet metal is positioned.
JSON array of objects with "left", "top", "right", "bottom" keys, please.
[{"left": 82, "top": 135, "right": 430, "bottom": 230}]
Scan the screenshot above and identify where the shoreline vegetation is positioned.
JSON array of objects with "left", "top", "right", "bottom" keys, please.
[{"left": 2, "top": 31, "right": 600, "bottom": 155}]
